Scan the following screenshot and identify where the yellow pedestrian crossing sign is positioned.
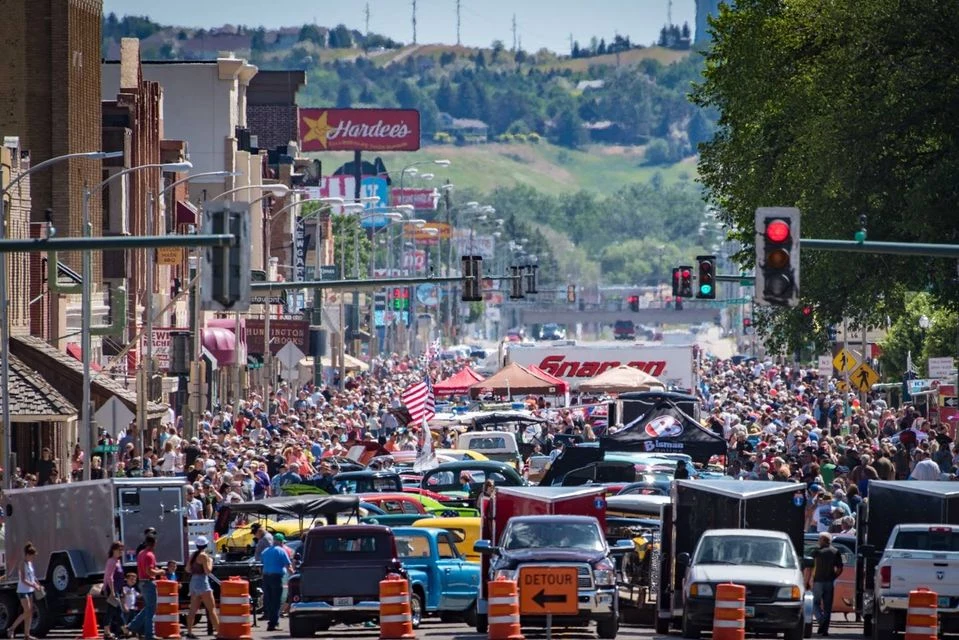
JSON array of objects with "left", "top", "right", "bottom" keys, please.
[
  {"left": 835, "top": 379, "right": 849, "bottom": 393},
  {"left": 850, "top": 363, "right": 879, "bottom": 393},
  {"left": 833, "top": 348, "right": 858, "bottom": 374}
]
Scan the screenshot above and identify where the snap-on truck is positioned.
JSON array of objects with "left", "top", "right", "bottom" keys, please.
[
  {"left": 473, "top": 485, "right": 627, "bottom": 638},
  {"left": 855, "top": 480, "right": 959, "bottom": 638},
  {"left": 656, "top": 480, "right": 814, "bottom": 638},
  {"left": 0, "top": 478, "right": 211, "bottom": 637}
]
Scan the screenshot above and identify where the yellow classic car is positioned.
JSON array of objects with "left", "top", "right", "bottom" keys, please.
[{"left": 411, "top": 516, "right": 481, "bottom": 562}]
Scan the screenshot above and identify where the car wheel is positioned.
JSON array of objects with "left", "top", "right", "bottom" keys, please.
[
  {"left": 29, "top": 598, "right": 51, "bottom": 638},
  {"left": 463, "top": 603, "right": 478, "bottom": 628},
  {"left": 596, "top": 615, "right": 619, "bottom": 639},
  {"left": 681, "top": 612, "right": 701, "bottom": 639},
  {"left": 410, "top": 592, "right": 424, "bottom": 629},
  {"left": 289, "top": 615, "right": 314, "bottom": 637},
  {"left": 804, "top": 621, "right": 813, "bottom": 638},
  {"left": 0, "top": 594, "right": 14, "bottom": 633},
  {"left": 872, "top": 607, "right": 895, "bottom": 640},
  {"left": 784, "top": 621, "right": 804, "bottom": 640},
  {"left": 475, "top": 613, "right": 488, "bottom": 634}
]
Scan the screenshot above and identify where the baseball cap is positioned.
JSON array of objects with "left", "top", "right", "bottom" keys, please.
[{"left": 273, "top": 532, "right": 286, "bottom": 543}]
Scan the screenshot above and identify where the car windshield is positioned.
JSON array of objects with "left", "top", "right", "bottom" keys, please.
[
  {"left": 694, "top": 536, "right": 798, "bottom": 569},
  {"left": 394, "top": 534, "right": 431, "bottom": 559},
  {"left": 502, "top": 521, "right": 605, "bottom": 552}
]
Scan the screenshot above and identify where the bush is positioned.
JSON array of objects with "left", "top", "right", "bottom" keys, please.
[
  {"left": 433, "top": 132, "right": 453, "bottom": 144},
  {"left": 644, "top": 138, "right": 672, "bottom": 165},
  {"left": 527, "top": 132, "right": 542, "bottom": 144}
]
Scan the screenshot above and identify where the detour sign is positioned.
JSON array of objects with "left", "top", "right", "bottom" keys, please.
[{"left": 518, "top": 566, "right": 578, "bottom": 615}]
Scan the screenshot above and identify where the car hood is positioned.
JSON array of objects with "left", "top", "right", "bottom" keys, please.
[
  {"left": 500, "top": 548, "right": 606, "bottom": 565},
  {"left": 689, "top": 564, "right": 801, "bottom": 585}
]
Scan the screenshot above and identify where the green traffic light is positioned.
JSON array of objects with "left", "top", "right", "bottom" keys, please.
[{"left": 700, "top": 284, "right": 713, "bottom": 295}]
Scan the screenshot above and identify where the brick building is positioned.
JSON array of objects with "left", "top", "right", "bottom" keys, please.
[
  {"left": 0, "top": 0, "right": 106, "bottom": 345},
  {"left": 1, "top": 138, "right": 33, "bottom": 338},
  {"left": 246, "top": 70, "right": 307, "bottom": 151}
]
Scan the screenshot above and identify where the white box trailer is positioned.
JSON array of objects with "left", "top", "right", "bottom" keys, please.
[
  {"left": 506, "top": 344, "right": 697, "bottom": 391},
  {"left": 0, "top": 478, "right": 200, "bottom": 636}
]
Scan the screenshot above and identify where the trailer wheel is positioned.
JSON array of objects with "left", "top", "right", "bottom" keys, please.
[
  {"left": 47, "top": 554, "right": 76, "bottom": 593},
  {"left": 0, "top": 593, "right": 15, "bottom": 632}
]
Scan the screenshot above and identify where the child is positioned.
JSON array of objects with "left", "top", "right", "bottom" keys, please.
[
  {"left": 164, "top": 561, "right": 177, "bottom": 581},
  {"left": 121, "top": 573, "right": 139, "bottom": 627}
]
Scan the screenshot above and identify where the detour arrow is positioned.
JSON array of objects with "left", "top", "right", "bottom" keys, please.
[{"left": 518, "top": 566, "right": 579, "bottom": 616}]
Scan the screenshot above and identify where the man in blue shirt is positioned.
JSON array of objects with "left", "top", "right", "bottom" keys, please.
[{"left": 260, "top": 533, "right": 292, "bottom": 631}]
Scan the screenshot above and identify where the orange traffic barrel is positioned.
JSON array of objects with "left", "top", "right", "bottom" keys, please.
[
  {"left": 154, "top": 580, "right": 181, "bottom": 639},
  {"left": 905, "top": 587, "right": 938, "bottom": 640},
  {"left": 217, "top": 577, "right": 252, "bottom": 640},
  {"left": 379, "top": 573, "right": 415, "bottom": 640},
  {"left": 488, "top": 576, "right": 523, "bottom": 640},
  {"left": 712, "top": 583, "right": 745, "bottom": 640}
]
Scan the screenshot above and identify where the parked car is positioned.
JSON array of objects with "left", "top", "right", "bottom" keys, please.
[
  {"left": 802, "top": 532, "right": 856, "bottom": 616},
  {"left": 420, "top": 461, "right": 525, "bottom": 498},
  {"left": 334, "top": 470, "right": 403, "bottom": 494},
  {"left": 613, "top": 320, "right": 636, "bottom": 340},
  {"left": 538, "top": 323, "right": 566, "bottom": 341},
  {"left": 411, "top": 516, "right": 482, "bottom": 562}
]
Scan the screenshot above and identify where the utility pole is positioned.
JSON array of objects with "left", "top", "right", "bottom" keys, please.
[
  {"left": 365, "top": 2, "right": 370, "bottom": 36},
  {"left": 456, "top": 0, "right": 461, "bottom": 45},
  {"left": 512, "top": 14, "right": 517, "bottom": 52},
  {"left": 667, "top": 0, "right": 673, "bottom": 25},
  {"left": 412, "top": 0, "right": 417, "bottom": 44}
]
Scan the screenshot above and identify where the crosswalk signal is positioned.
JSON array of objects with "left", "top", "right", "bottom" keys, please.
[
  {"left": 566, "top": 284, "right": 576, "bottom": 303},
  {"left": 755, "top": 207, "right": 800, "bottom": 306},
  {"left": 201, "top": 202, "right": 250, "bottom": 311},
  {"left": 509, "top": 265, "right": 524, "bottom": 300},
  {"left": 524, "top": 264, "right": 539, "bottom": 295},
  {"left": 461, "top": 256, "right": 483, "bottom": 302},
  {"left": 628, "top": 295, "right": 639, "bottom": 312},
  {"left": 695, "top": 255, "right": 716, "bottom": 299},
  {"left": 671, "top": 267, "right": 681, "bottom": 297},
  {"left": 678, "top": 265, "right": 694, "bottom": 298}
]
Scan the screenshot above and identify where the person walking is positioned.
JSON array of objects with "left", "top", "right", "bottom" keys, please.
[
  {"left": 805, "top": 531, "right": 843, "bottom": 636},
  {"left": 8, "top": 543, "right": 42, "bottom": 640},
  {"left": 260, "top": 533, "right": 292, "bottom": 632},
  {"left": 184, "top": 536, "right": 219, "bottom": 639},
  {"left": 102, "top": 541, "right": 126, "bottom": 640},
  {"left": 126, "top": 535, "right": 164, "bottom": 640}
]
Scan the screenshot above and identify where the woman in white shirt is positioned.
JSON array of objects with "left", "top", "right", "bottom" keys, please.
[{"left": 9, "top": 543, "right": 42, "bottom": 639}]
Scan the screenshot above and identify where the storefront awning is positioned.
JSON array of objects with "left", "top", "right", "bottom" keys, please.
[
  {"left": 201, "top": 327, "right": 237, "bottom": 367},
  {"left": 176, "top": 200, "right": 198, "bottom": 225},
  {"left": 66, "top": 342, "right": 102, "bottom": 371}
]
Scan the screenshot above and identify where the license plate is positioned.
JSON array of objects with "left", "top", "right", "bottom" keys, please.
[
  {"left": 744, "top": 606, "right": 755, "bottom": 617},
  {"left": 940, "top": 596, "right": 950, "bottom": 608},
  {"left": 333, "top": 597, "right": 353, "bottom": 607}
]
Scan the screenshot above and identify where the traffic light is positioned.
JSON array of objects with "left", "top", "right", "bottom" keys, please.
[
  {"left": 671, "top": 267, "right": 681, "bottom": 297},
  {"left": 523, "top": 264, "right": 539, "bottom": 295},
  {"left": 695, "top": 255, "right": 716, "bottom": 299},
  {"left": 201, "top": 202, "right": 250, "bottom": 311},
  {"left": 461, "top": 256, "right": 483, "bottom": 302},
  {"left": 627, "top": 295, "right": 639, "bottom": 312},
  {"left": 678, "top": 265, "right": 694, "bottom": 298},
  {"left": 566, "top": 284, "right": 576, "bottom": 304},
  {"left": 509, "top": 265, "right": 524, "bottom": 299},
  {"left": 755, "top": 207, "right": 801, "bottom": 306}
]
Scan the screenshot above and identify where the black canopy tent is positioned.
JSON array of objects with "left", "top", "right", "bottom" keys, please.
[
  {"left": 600, "top": 398, "right": 726, "bottom": 464},
  {"left": 216, "top": 495, "right": 361, "bottom": 534}
]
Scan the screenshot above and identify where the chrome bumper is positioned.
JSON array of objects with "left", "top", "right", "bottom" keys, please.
[{"left": 289, "top": 601, "right": 380, "bottom": 615}]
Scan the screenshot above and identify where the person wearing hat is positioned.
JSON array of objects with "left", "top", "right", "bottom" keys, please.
[
  {"left": 184, "top": 536, "right": 218, "bottom": 639},
  {"left": 135, "top": 527, "right": 158, "bottom": 556},
  {"left": 260, "top": 533, "right": 292, "bottom": 631},
  {"left": 250, "top": 523, "right": 273, "bottom": 562}
]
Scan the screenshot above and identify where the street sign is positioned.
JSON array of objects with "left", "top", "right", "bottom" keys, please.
[
  {"left": 943, "top": 397, "right": 959, "bottom": 408},
  {"left": 929, "top": 357, "right": 957, "bottom": 381},
  {"left": 94, "top": 397, "right": 136, "bottom": 437},
  {"left": 276, "top": 341, "right": 305, "bottom": 372},
  {"left": 818, "top": 355, "right": 833, "bottom": 378},
  {"left": 850, "top": 362, "right": 879, "bottom": 393},
  {"left": 833, "top": 348, "right": 858, "bottom": 374},
  {"left": 518, "top": 566, "right": 578, "bottom": 616},
  {"left": 835, "top": 379, "right": 850, "bottom": 393},
  {"left": 251, "top": 295, "right": 285, "bottom": 305}
]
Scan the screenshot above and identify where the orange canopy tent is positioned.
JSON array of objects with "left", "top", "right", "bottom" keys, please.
[
  {"left": 468, "top": 362, "right": 560, "bottom": 398},
  {"left": 433, "top": 367, "right": 485, "bottom": 396}
]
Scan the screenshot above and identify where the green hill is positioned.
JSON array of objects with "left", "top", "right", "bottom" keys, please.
[{"left": 314, "top": 143, "right": 697, "bottom": 196}]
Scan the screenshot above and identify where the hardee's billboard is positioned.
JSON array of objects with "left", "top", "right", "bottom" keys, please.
[{"left": 299, "top": 108, "right": 421, "bottom": 152}]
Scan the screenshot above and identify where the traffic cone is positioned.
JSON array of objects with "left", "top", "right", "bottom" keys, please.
[{"left": 80, "top": 593, "right": 99, "bottom": 639}]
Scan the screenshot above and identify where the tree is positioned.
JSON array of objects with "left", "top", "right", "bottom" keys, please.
[
  {"left": 455, "top": 81, "right": 479, "bottom": 119},
  {"left": 335, "top": 83, "right": 353, "bottom": 108},
  {"left": 571, "top": 41, "right": 581, "bottom": 58},
  {"left": 597, "top": 38, "right": 607, "bottom": 55},
  {"left": 691, "top": 0, "right": 959, "bottom": 353},
  {"left": 681, "top": 22, "right": 691, "bottom": 40},
  {"left": 435, "top": 78, "right": 455, "bottom": 114},
  {"left": 299, "top": 24, "right": 324, "bottom": 46},
  {"left": 250, "top": 27, "right": 267, "bottom": 52},
  {"left": 880, "top": 293, "right": 959, "bottom": 380},
  {"left": 330, "top": 24, "right": 353, "bottom": 49},
  {"left": 491, "top": 40, "right": 505, "bottom": 62},
  {"left": 330, "top": 214, "right": 371, "bottom": 278},
  {"left": 551, "top": 107, "right": 587, "bottom": 149}
]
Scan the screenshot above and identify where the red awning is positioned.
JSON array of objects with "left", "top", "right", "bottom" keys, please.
[
  {"left": 66, "top": 342, "right": 102, "bottom": 371},
  {"left": 527, "top": 364, "right": 569, "bottom": 395},
  {"left": 201, "top": 327, "right": 237, "bottom": 367},
  {"left": 434, "top": 367, "right": 485, "bottom": 396},
  {"left": 176, "top": 200, "right": 198, "bottom": 225}
]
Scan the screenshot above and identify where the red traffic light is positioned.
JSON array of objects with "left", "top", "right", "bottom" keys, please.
[
  {"left": 681, "top": 269, "right": 691, "bottom": 278},
  {"left": 802, "top": 306, "right": 812, "bottom": 316},
  {"left": 765, "top": 219, "right": 790, "bottom": 243}
]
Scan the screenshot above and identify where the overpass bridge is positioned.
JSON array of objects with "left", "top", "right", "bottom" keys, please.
[{"left": 514, "top": 305, "right": 723, "bottom": 326}]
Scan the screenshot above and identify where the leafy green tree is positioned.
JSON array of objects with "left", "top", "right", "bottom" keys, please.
[
  {"left": 330, "top": 215, "right": 372, "bottom": 278},
  {"left": 551, "top": 107, "right": 587, "bottom": 149},
  {"left": 299, "top": 24, "right": 325, "bottom": 46},
  {"left": 435, "top": 78, "right": 455, "bottom": 114},
  {"left": 880, "top": 293, "right": 959, "bottom": 380},
  {"left": 250, "top": 27, "right": 267, "bottom": 52},
  {"left": 335, "top": 83, "right": 353, "bottom": 108}
]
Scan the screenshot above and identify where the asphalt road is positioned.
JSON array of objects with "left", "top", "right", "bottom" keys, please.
[{"left": 38, "top": 615, "right": 863, "bottom": 640}]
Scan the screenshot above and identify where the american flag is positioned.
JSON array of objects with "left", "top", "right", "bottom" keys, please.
[{"left": 402, "top": 374, "right": 435, "bottom": 424}]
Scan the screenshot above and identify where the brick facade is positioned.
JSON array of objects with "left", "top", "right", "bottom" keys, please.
[
  {"left": 247, "top": 104, "right": 300, "bottom": 151},
  {"left": 1, "top": 143, "right": 32, "bottom": 337},
  {"left": 0, "top": 0, "right": 104, "bottom": 343}
]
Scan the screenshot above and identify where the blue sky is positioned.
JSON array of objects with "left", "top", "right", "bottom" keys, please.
[{"left": 102, "top": 0, "right": 698, "bottom": 54}]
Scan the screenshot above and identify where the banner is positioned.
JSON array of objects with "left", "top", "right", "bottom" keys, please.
[
  {"left": 453, "top": 231, "right": 495, "bottom": 259},
  {"left": 143, "top": 327, "right": 178, "bottom": 371},
  {"left": 305, "top": 176, "right": 388, "bottom": 218},
  {"left": 245, "top": 319, "right": 309, "bottom": 356},
  {"left": 402, "top": 250, "right": 427, "bottom": 273},
  {"left": 391, "top": 188, "right": 439, "bottom": 210},
  {"left": 299, "top": 108, "right": 421, "bottom": 152}
]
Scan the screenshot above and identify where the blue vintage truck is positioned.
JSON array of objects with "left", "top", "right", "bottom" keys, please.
[{"left": 393, "top": 526, "right": 481, "bottom": 626}]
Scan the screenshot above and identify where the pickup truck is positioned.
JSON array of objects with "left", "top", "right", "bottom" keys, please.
[
  {"left": 872, "top": 524, "right": 959, "bottom": 638},
  {"left": 475, "top": 514, "right": 628, "bottom": 639},
  {"left": 287, "top": 524, "right": 480, "bottom": 636},
  {"left": 679, "top": 528, "right": 809, "bottom": 640}
]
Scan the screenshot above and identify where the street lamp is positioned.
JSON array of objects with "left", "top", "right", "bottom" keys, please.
[
  {"left": 81, "top": 160, "right": 192, "bottom": 481},
  {"left": 0, "top": 150, "right": 124, "bottom": 488},
  {"left": 399, "top": 159, "right": 451, "bottom": 190},
  {"left": 210, "top": 183, "right": 291, "bottom": 201}
]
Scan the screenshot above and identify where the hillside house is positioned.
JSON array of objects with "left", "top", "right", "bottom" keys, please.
[{"left": 438, "top": 112, "right": 489, "bottom": 143}]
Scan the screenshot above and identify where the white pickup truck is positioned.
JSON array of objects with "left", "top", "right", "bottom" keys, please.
[{"left": 873, "top": 524, "right": 959, "bottom": 638}]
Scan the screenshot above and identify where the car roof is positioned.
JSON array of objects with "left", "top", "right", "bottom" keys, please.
[
  {"left": 358, "top": 492, "right": 416, "bottom": 501},
  {"left": 425, "top": 460, "right": 518, "bottom": 472},
  {"left": 307, "top": 524, "right": 392, "bottom": 536},
  {"left": 337, "top": 470, "right": 400, "bottom": 479},
  {"left": 702, "top": 529, "right": 792, "bottom": 540},
  {"left": 412, "top": 516, "right": 480, "bottom": 527}
]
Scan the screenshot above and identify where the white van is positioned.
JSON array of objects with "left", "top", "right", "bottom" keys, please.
[{"left": 456, "top": 431, "right": 522, "bottom": 470}]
